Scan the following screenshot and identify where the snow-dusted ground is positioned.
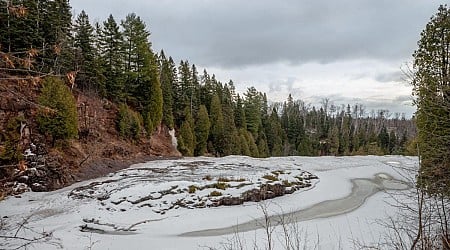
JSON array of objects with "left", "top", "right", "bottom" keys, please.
[{"left": 0, "top": 155, "right": 417, "bottom": 250}]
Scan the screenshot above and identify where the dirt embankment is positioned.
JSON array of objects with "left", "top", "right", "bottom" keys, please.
[{"left": 0, "top": 78, "right": 181, "bottom": 197}]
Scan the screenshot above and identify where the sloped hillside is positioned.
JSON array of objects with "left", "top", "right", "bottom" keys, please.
[{"left": 0, "top": 77, "right": 180, "bottom": 198}]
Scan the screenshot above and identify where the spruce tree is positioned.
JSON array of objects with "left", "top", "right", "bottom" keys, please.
[
  {"left": 92, "top": 22, "right": 107, "bottom": 96},
  {"left": 45, "top": 0, "right": 72, "bottom": 73},
  {"left": 209, "top": 94, "right": 225, "bottom": 156},
  {"left": 244, "top": 87, "right": 262, "bottom": 137},
  {"left": 177, "top": 60, "right": 193, "bottom": 113},
  {"left": 99, "top": 14, "right": 125, "bottom": 101},
  {"left": 266, "top": 107, "right": 284, "bottom": 156},
  {"left": 159, "top": 51, "right": 175, "bottom": 129},
  {"left": 147, "top": 50, "right": 163, "bottom": 132},
  {"left": 73, "top": 10, "right": 96, "bottom": 91},
  {"left": 121, "top": 13, "right": 151, "bottom": 102},
  {"left": 239, "top": 129, "right": 251, "bottom": 156},
  {"left": 234, "top": 95, "right": 247, "bottom": 129},
  {"left": 257, "top": 131, "right": 269, "bottom": 158},
  {"left": 194, "top": 105, "right": 210, "bottom": 156},
  {"left": 178, "top": 107, "right": 195, "bottom": 156}
]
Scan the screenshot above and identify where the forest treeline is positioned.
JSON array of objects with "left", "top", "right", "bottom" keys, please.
[{"left": 0, "top": 1, "right": 417, "bottom": 158}]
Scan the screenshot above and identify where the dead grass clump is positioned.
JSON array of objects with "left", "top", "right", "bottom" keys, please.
[
  {"left": 262, "top": 174, "right": 279, "bottom": 182},
  {"left": 209, "top": 191, "right": 222, "bottom": 197},
  {"left": 188, "top": 185, "right": 197, "bottom": 193}
]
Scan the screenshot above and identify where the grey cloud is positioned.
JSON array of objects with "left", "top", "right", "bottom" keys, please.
[
  {"left": 375, "top": 71, "right": 403, "bottom": 83},
  {"left": 268, "top": 77, "right": 297, "bottom": 92},
  {"left": 393, "top": 95, "right": 414, "bottom": 105},
  {"left": 71, "top": 0, "right": 439, "bottom": 68}
]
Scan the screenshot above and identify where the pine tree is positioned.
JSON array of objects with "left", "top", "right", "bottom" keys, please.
[
  {"left": 194, "top": 105, "right": 210, "bottom": 156},
  {"left": 200, "top": 69, "right": 213, "bottom": 112},
  {"left": 239, "top": 129, "right": 251, "bottom": 156},
  {"left": 99, "top": 14, "right": 125, "bottom": 101},
  {"left": 120, "top": 13, "right": 162, "bottom": 133},
  {"left": 121, "top": 13, "right": 151, "bottom": 101},
  {"left": 413, "top": 5, "right": 450, "bottom": 195},
  {"left": 0, "top": 0, "right": 71, "bottom": 72},
  {"left": 244, "top": 130, "right": 259, "bottom": 157},
  {"left": 266, "top": 107, "right": 284, "bottom": 156},
  {"left": 146, "top": 52, "right": 163, "bottom": 132},
  {"left": 73, "top": 10, "right": 96, "bottom": 91},
  {"left": 44, "top": 0, "right": 72, "bottom": 73},
  {"left": 0, "top": 0, "right": 38, "bottom": 53},
  {"left": 257, "top": 131, "right": 269, "bottom": 158},
  {"left": 329, "top": 125, "right": 339, "bottom": 156},
  {"left": 234, "top": 95, "right": 247, "bottom": 129},
  {"left": 209, "top": 94, "right": 224, "bottom": 156},
  {"left": 159, "top": 51, "right": 175, "bottom": 129},
  {"left": 244, "top": 87, "right": 262, "bottom": 137},
  {"left": 177, "top": 60, "right": 193, "bottom": 113},
  {"left": 221, "top": 85, "right": 237, "bottom": 155},
  {"left": 178, "top": 107, "right": 195, "bottom": 156},
  {"left": 91, "top": 22, "right": 107, "bottom": 96}
]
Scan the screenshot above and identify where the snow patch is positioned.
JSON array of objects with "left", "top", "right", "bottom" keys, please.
[{"left": 0, "top": 155, "right": 419, "bottom": 250}]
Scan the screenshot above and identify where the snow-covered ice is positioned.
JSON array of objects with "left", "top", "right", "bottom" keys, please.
[{"left": 0, "top": 155, "right": 418, "bottom": 249}]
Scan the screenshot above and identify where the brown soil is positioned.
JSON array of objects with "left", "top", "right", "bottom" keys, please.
[{"left": 0, "top": 77, "right": 181, "bottom": 197}]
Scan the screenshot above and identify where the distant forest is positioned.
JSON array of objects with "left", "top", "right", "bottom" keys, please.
[{"left": 0, "top": 1, "right": 417, "bottom": 157}]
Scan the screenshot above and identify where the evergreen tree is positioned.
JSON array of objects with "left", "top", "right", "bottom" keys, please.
[
  {"left": 121, "top": 14, "right": 162, "bottom": 133},
  {"left": 0, "top": 0, "right": 72, "bottom": 72},
  {"left": 378, "top": 125, "right": 389, "bottom": 153},
  {"left": 329, "top": 125, "right": 340, "bottom": 156},
  {"left": 177, "top": 60, "right": 193, "bottom": 114},
  {"left": 146, "top": 52, "right": 163, "bottom": 132},
  {"left": 91, "top": 22, "right": 107, "bottom": 96},
  {"left": 257, "top": 131, "right": 269, "bottom": 158},
  {"left": 73, "top": 10, "right": 96, "bottom": 91},
  {"left": 37, "top": 77, "right": 78, "bottom": 145},
  {"left": 0, "top": 116, "right": 24, "bottom": 164},
  {"left": 159, "top": 51, "right": 175, "bottom": 129},
  {"left": 244, "top": 130, "right": 259, "bottom": 157},
  {"left": 239, "top": 129, "right": 251, "bottom": 156},
  {"left": 234, "top": 95, "right": 247, "bottom": 129},
  {"left": 388, "top": 130, "right": 397, "bottom": 154},
  {"left": 194, "top": 105, "right": 210, "bottom": 156},
  {"left": 200, "top": 69, "right": 213, "bottom": 112},
  {"left": 244, "top": 87, "right": 262, "bottom": 137},
  {"left": 266, "top": 107, "right": 284, "bottom": 156},
  {"left": 412, "top": 5, "right": 450, "bottom": 195},
  {"left": 45, "top": 0, "right": 72, "bottom": 73},
  {"left": 117, "top": 103, "right": 142, "bottom": 140},
  {"left": 121, "top": 13, "right": 151, "bottom": 101},
  {"left": 177, "top": 107, "right": 195, "bottom": 156},
  {"left": 99, "top": 14, "right": 125, "bottom": 101},
  {"left": 221, "top": 85, "right": 237, "bottom": 155},
  {"left": 209, "top": 94, "right": 224, "bottom": 156}
]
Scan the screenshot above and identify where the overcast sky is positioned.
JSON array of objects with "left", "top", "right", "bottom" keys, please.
[{"left": 71, "top": 0, "right": 444, "bottom": 117}]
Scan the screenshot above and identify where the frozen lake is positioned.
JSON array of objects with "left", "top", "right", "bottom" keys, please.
[{"left": 0, "top": 155, "right": 418, "bottom": 249}]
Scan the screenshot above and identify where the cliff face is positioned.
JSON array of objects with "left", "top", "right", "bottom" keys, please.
[{"left": 0, "top": 78, "right": 181, "bottom": 198}]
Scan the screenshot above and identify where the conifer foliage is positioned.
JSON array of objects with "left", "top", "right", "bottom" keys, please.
[
  {"left": 412, "top": 5, "right": 450, "bottom": 195},
  {"left": 37, "top": 77, "right": 78, "bottom": 145}
]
